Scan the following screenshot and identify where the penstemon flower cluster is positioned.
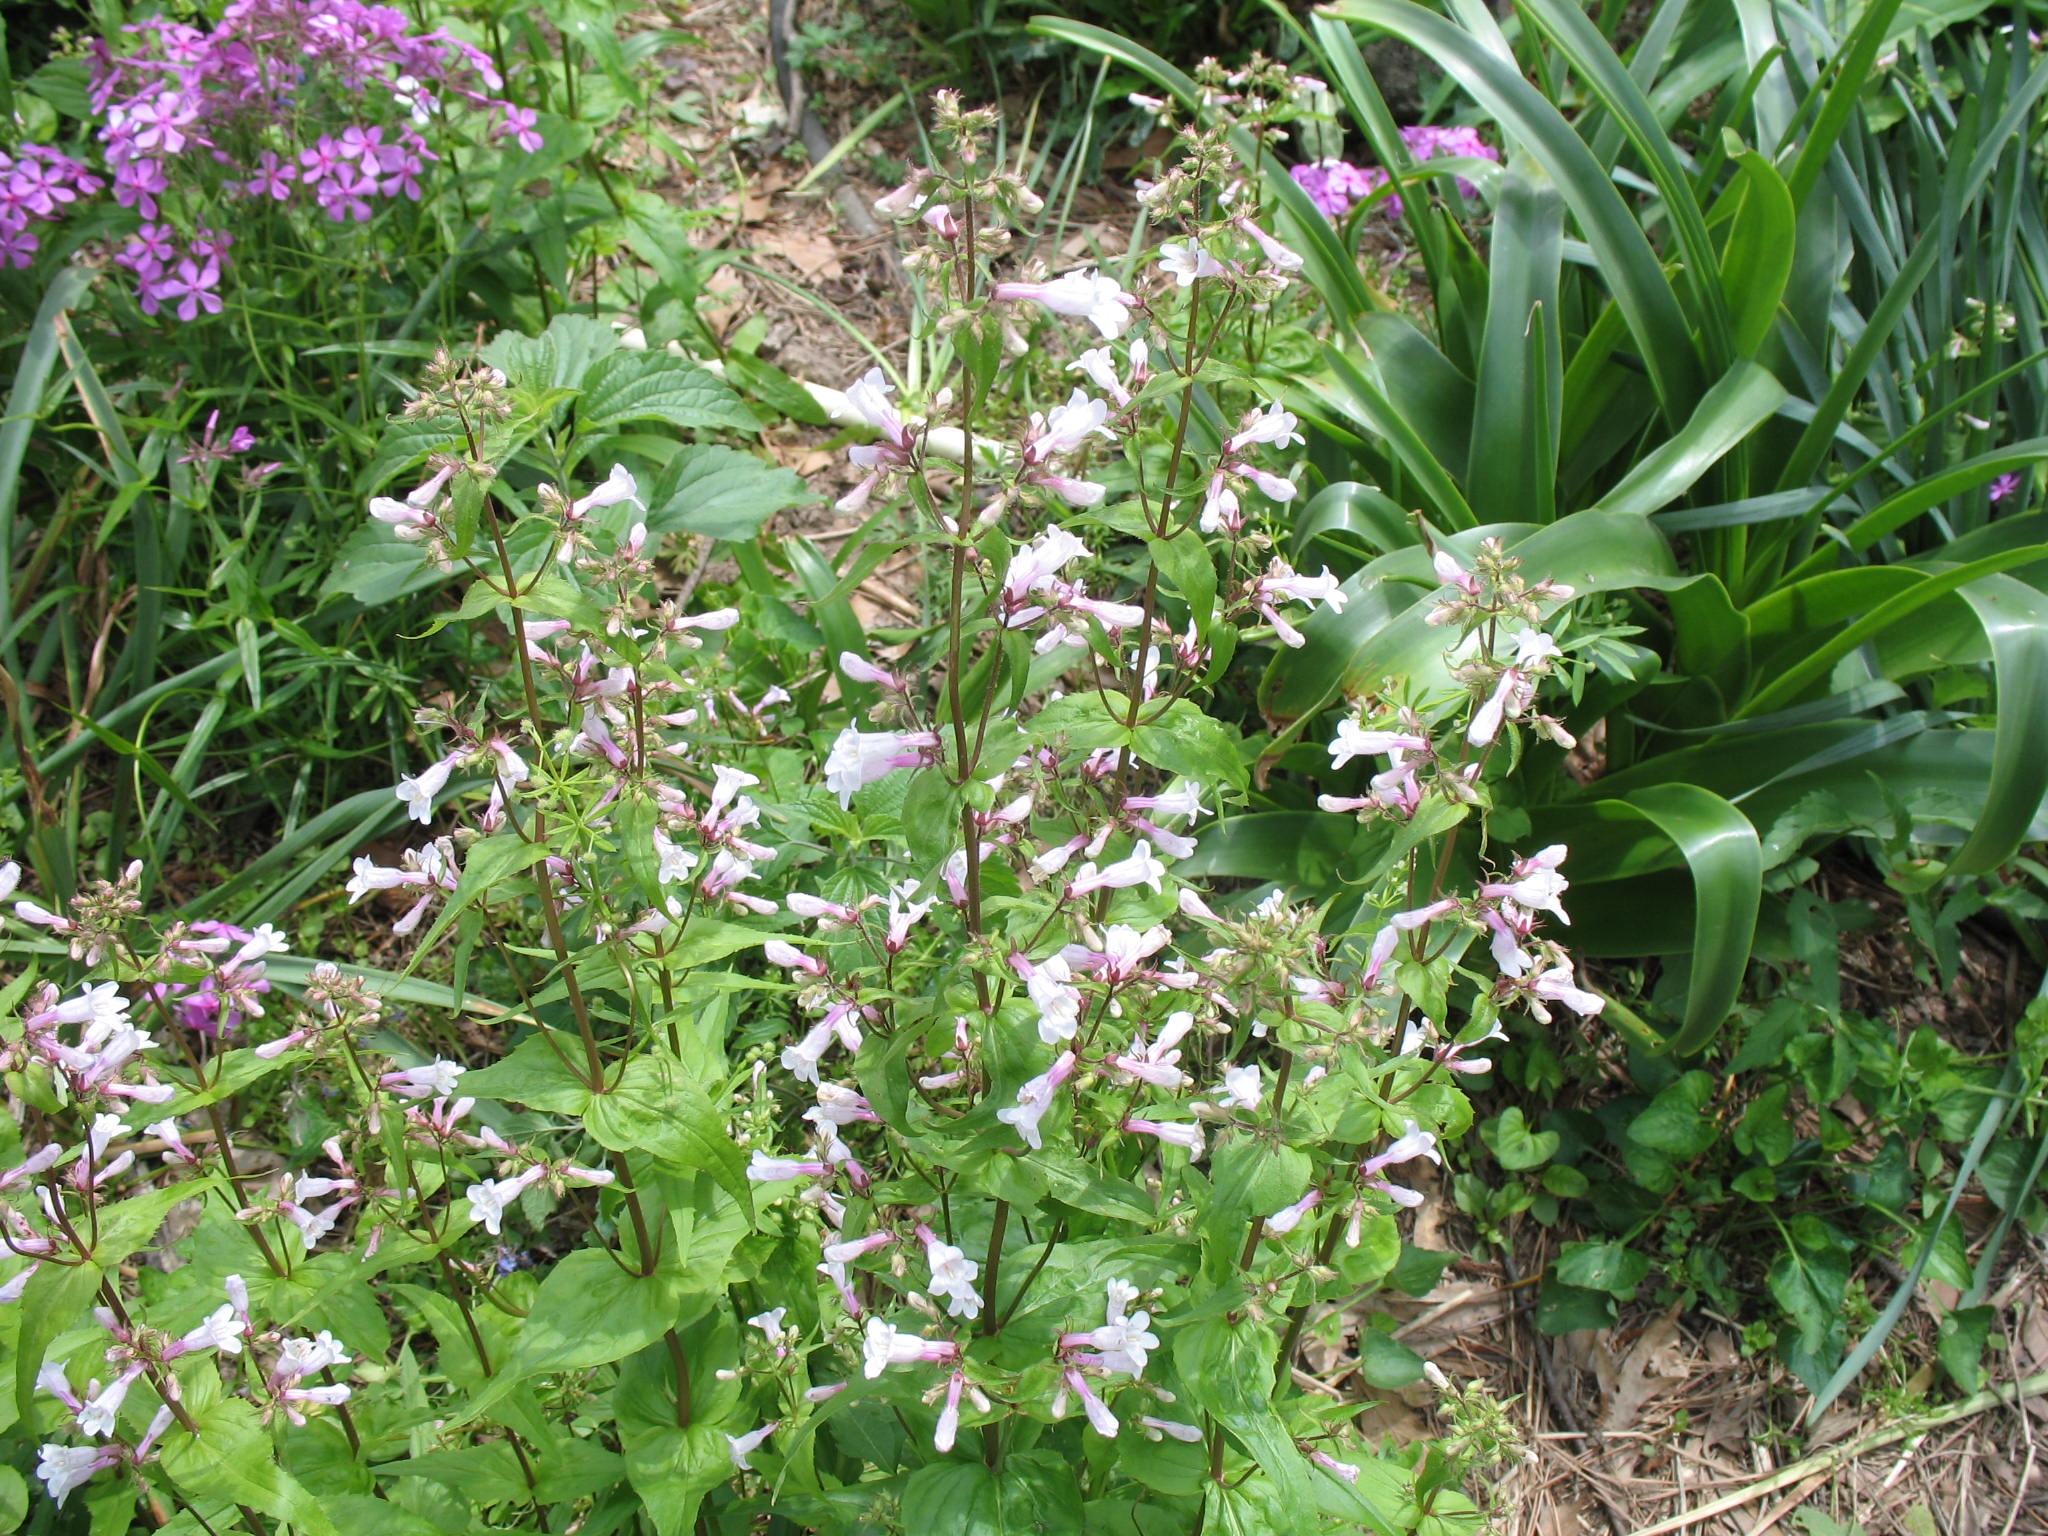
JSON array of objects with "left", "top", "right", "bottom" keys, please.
[
  {"left": 5, "top": 0, "right": 526, "bottom": 312},
  {"left": 0, "top": 87, "right": 1596, "bottom": 1535}
]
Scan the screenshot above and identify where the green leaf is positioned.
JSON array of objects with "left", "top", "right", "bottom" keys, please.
[
  {"left": 1467, "top": 156, "right": 1564, "bottom": 526},
  {"left": 645, "top": 444, "right": 817, "bottom": 543},
  {"left": 1591, "top": 361, "right": 1786, "bottom": 518},
  {"left": 1618, "top": 784, "right": 1761, "bottom": 1054},
  {"left": 462, "top": 1030, "right": 595, "bottom": 1113},
  {"left": 587, "top": 1057, "right": 752, "bottom": 1218},
  {"left": 1554, "top": 1241, "right": 1650, "bottom": 1299},
  {"left": 0, "top": 1466, "right": 26, "bottom": 1536},
  {"left": 1130, "top": 700, "right": 1246, "bottom": 792},
  {"left": 1715, "top": 145, "right": 1798, "bottom": 359},
  {"left": 1322, "top": 0, "right": 1705, "bottom": 424},
  {"left": 1734, "top": 1082, "right": 1796, "bottom": 1164},
  {"left": 1535, "top": 1278, "right": 1618, "bottom": 1334},
  {"left": 1357, "top": 1330, "right": 1428, "bottom": 1388},
  {"left": 1936, "top": 1305, "right": 1995, "bottom": 1393},
  {"left": 1483, "top": 1107, "right": 1558, "bottom": 1170},
  {"left": 161, "top": 1397, "right": 340, "bottom": 1536},
  {"left": 620, "top": 1423, "right": 733, "bottom": 1536},
  {"left": 900, "top": 1454, "right": 1086, "bottom": 1534},
  {"left": 1628, "top": 1071, "right": 1720, "bottom": 1156},
  {"left": 1769, "top": 1217, "right": 1853, "bottom": 1357}
]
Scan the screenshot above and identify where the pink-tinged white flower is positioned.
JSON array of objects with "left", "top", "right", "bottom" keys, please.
[
  {"left": 763, "top": 940, "right": 826, "bottom": 977},
  {"left": 1482, "top": 844, "right": 1571, "bottom": 926},
  {"left": 1263, "top": 1188, "right": 1322, "bottom": 1237},
  {"left": 727, "top": 1422, "right": 776, "bottom": 1470},
  {"left": 822, "top": 1230, "right": 898, "bottom": 1265},
  {"left": 1021, "top": 953, "right": 1082, "bottom": 1044},
  {"left": 1002, "top": 527, "right": 1090, "bottom": 611},
  {"left": 918, "top": 1224, "right": 983, "bottom": 1320},
  {"left": 1235, "top": 216, "right": 1304, "bottom": 273},
  {"left": 884, "top": 880, "right": 938, "bottom": 953},
  {"left": 1362, "top": 1119, "right": 1441, "bottom": 1176},
  {"left": 1068, "top": 347, "right": 1132, "bottom": 407},
  {"left": 379, "top": 1060, "right": 464, "bottom": 1100},
  {"left": 1158, "top": 240, "right": 1225, "bottom": 286},
  {"left": 1364, "top": 899, "right": 1459, "bottom": 985},
  {"left": 278, "top": 1383, "right": 352, "bottom": 1424},
  {"left": 1068, "top": 844, "right": 1168, "bottom": 897},
  {"left": 395, "top": 755, "right": 458, "bottom": 824},
  {"left": 1108, "top": 1010, "right": 1197, "bottom": 1088},
  {"left": 998, "top": 1050, "right": 1077, "bottom": 1150},
  {"left": 651, "top": 826, "right": 698, "bottom": 885},
  {"left": 177, "top": 1304, "right": 246, "bottom": 1356},
  {"left": 1215, "top": 1062, "right": 1264, "bottom": 1111},
  {"left": 272, "top": 1331, "right": 352, "bottom": 1383},
  {"left": 861, "top": 1316, "right": 960, "bottom": 1378},
  {"left": 36, "top": 1443, "right": 116, "bottom": 1506},
  {"left": 1121, "top": 1117, "right": 1205, "bottom": 1158},
  {"left": 991, "top": 268, "right": 1136, "bottom": 339},
  {"left": 748, "top": 1150, "right": 833, "bottom": 1183},
  {"left": 1327, "top": 720, "right": 1428, "bottom": 770},
  {"left": 1061, "top": 1366, "right": 1121, "bottom": 1437},
  {"left": 571, "top": 463, "right": 644, "bottom": 519},
  {"left": 1526, "top": 961, "right": 1605, "bottom": 1021},
  {"left": 0, "top": 862, "right": 17, "bottom": 902},
  {"left": 1024, "top": 389, "right": 1115, "bottom": 465},
  {"left": 839, "top": 650, "right": 903, "bottom": 690},
  {"left": 75, "top": 1366, "right": 143, "bottom": 1437},
  {"left": 1141, "top": 1416, "right": 1204, "bottom": 1442},
  {"left": 1513, "top": 628, "right": 1563, "bottom": 668},
  {"left": 466, "top": 1167, "right": 546, "bottom": 1234},
  {"left": 824, "top": 727, "right": 938, "bottom": 808},
  {"left": 1226, "top": 402, "right": 1304, "bottom": 456},
  {"left": 1061, "top": 1279, "right": 1160, "bottom": 1375},
  {"left": 1311, "top": 1449, "right": 1361, "bottom": 1483},
  {"left": 1199, "top": 472, "right": 1241, "bottom": 535},
  {"left": 934, "top": 1371, "right": 968, "bottom": 1453},
  {"left": 1433, "top": 547, "right": 1482, "bottom": 596}
]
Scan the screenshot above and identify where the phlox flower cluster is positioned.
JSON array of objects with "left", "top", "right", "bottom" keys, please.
[
  {"left": 1291, "top": 124, "right": 1500, "bottom": 219},
  {"left": 0, "top": 147, "right": 103, "bottom": 270},
  {"left": 8, "top": 0, "right": 528, "bottom": 312}
]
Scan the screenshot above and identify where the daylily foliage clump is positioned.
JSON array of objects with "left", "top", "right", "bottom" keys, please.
[{"left": 0, "top": 81, "right": 1596, "bottom": 1535}]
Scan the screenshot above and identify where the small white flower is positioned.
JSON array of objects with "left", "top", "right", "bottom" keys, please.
[{"left": 1158, "top": 241, "right": 1225, "bottom": 286}]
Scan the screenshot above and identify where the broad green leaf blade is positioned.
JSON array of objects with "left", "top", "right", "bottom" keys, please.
[
  {"left": 1940, "top": 572, "right": 2048, "bottom": 876},
  {"left": 1714, "top": 145, "right": 1798, "bottom": 359},
  {"left": 1592, "top": 361, "right": 1787, "bottom": 517},
  {"left": 1619, "top": 784, "right": 1761, "bottom": 1054},
  {"left": 1324, "top": 0, "right": 1706, "bottom": 423},
  {"left": 1468, "top": 155, "right": 1565, "bottom": 524}
]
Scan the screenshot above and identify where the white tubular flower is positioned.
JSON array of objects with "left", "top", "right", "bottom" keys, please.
[
  {"left": 1067, "top": 844, "right": 1168, "bottom": 897},
  {"left": 997, "top": 1051, "right": 1078, "bottom": 1151},
  {"left": 1235, "top": 216, "right": 1304, "bottom": 272},
  {"left": 1024, "top": 389, "right": 1115, "bottom": 464},
  {"left": 1327, "top": 720, "right": 1429, "bottom": 770},
  {"left": 379, "top": 1060, "right": 464, "bottom": 1100},
  {"left": 36, "top": 1444, "right": 113, "bottom": 1506},
  {"left": 571, "top": 463, "right": 644, "bottom": 518},
  {"left": 1215, "top": 1063, "right": 1263, "bottom": 1111},
  {"left": 179, "top": 1304, "right": 247, "bottom": 1356},
  {"left": 1513, "top": 628, "right": 1563, "bottom": 668},
  {"left": 465, "top": 1167, "right": 545, "bottom": 1235},
  {"left": 1226, "top": 402, "right": 1305, "bottom": 455},
  {"left": 922, "top": 1233, "right": 983, "bottom": 1320},
  {"left": 991, "top": 269, "right": 1136, "bottom": 339},
  {"left": 727, "top": 1422, "right": 776, "bottom": 1471},
  {"left": 1141, "top": 1416, "right": 1205, "bottom": 1442},
  {"left": 1027, "top": 955, "right": 1082, "bottom": 1045},
  {"left": 1002, "top": 527, "right": 1090, "bottom": 604},
  {"left": 395, "top": 756, "right": 456, "bottom": 824},
  {"left": 0, "top": 862, "right": 17, "bottom": 901},
  {"left": 1262, "top": 1189, "right": 1322, "bottom": 1238},
  {"left": 1068, "top": 347, "right": 1131, "bottom": 407},
  {"left": 1158, "top": 240, "right": 1226, "bottom": 286}
]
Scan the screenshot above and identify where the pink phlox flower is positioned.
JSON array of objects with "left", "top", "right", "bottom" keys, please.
[
  {"left": 1120, "top": 1116, "right": 1205, "bottom": 1159},
  {"left": 861, "top": 1316, "right": 960, "bottom": 1378},
  {"left": 1108, "top": 1008, "right": 1197, "bottom": 1089},
  {"left": 823, "top": 726, "right": 938, "bottom": 808},
  {"left": 1990, "top": 471, "right": 2022, "bottom": 502},
  {"left": 1363, "top": 898, "right": 1460, "bottom": 985},
  {"left": 727, "top": 1421, "right": 776, "bottom": 1471}
]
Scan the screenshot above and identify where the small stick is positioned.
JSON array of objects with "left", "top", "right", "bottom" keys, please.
[{"left": 1625, "top": 1371, "right": 2048, "bottom": 1536}]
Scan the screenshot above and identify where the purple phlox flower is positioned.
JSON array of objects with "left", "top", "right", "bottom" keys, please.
[
  {"left": 1991, "top": 471, "right": 2023, "bottom": 502},
  {"left": 176, "top": 409, "right": 257, "bottom": 464},
  {"left": 496, "top": 104, "right": 544, "bottom": 154}
]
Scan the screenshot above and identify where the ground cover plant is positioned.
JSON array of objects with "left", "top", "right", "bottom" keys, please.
[{"left": 1, "top": 0, "right": 2047, "bottom": 1530}]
